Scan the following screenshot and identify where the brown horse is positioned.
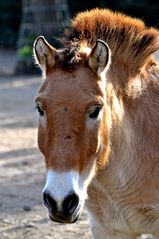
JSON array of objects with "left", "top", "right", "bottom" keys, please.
[{"left": 33, "top": 8, "right": 159, "bottom": 239}]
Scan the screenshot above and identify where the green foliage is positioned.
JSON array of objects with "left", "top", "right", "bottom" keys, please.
[
  {"left": 18, "top": 46, "right": 32, "bottom": 60},
  {"left": 27, "top": 34, "right": 36, "bottom": 42}
]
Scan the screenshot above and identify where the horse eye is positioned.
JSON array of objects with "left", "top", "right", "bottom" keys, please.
[
  {"left": 89, "top": 107, "right": 101, "bottom": 119},
  {"left": 36, "top": 105, "right": 44, "bottom": 116}
]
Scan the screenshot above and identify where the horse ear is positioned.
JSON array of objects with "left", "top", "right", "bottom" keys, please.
[
  {"left": 33, "top": 36, "right": 57, "bottom": 75},
  {"left": 89, "top": 39, "right": 111, "bottom": 76}
]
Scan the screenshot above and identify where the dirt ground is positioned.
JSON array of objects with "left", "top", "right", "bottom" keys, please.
[{"left": 0, "top": 76, "right": 91, "bottom": 239}]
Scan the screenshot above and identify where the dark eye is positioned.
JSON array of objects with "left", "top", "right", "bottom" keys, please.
[
  {"left": 89, "top": 107, "right": 101, "bottom": 119},
  {"left": 36, "top": 105, "right": 44, "bottom": 116}
]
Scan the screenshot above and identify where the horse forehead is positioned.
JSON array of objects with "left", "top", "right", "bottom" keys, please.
[
  {"left": 46, "top": 65, "right": 96, "bottom": 86},
  {"left": 38, "top": 67, "right": 99, "bottom": 103}
]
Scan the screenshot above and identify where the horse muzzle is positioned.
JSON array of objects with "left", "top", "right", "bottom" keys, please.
[
  {"left": 49, "top": 210, "right": 80, "bottom": 224},
  {"left": 43, "top": 190, "right": 81, "bottom": 223}
]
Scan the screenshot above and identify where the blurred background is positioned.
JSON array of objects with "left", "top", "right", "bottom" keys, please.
[
  {"left": 0, "top": 1, "right": 159, "bottom": 239},
  {"left": 0, "top": 0, "right": 159, "bottom": 75}
]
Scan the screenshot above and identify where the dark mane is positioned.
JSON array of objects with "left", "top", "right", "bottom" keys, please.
[
  {"left": 60, "top": 8, "right": 159, "bottom": 72},
  {"left": 56, "top": 44, "right": 87, "bottom": 69}
]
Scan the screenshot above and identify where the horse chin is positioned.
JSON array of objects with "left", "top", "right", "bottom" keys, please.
[{"left": 49, "top": 210, "right": 81, "bottom": 224}]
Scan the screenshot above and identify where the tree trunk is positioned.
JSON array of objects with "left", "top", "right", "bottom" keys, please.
[{"left": 16, "top": 0, "right": 70, "bottom": 73}]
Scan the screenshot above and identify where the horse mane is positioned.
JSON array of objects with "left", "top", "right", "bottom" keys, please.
[{"left": 61, "top": 8, "right": 159, "bottom": 73}]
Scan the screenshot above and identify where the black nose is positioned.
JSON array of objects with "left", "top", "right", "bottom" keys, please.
[
  {"left": 63, "top": 193, "right": 79, "bottom": 215},
  {"left": 42, "top": 191, "right": 80, "bottom": 223},
  {"left": 43, "top": 191, "right": 79, "bottom": 214},
  {"left": 43, "top": 191, "right": 57, "bottom": 212}
]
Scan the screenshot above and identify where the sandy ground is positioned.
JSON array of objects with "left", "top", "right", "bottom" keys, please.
[{"left": 0, "top": 76, "right": 91, "bottom": 239}]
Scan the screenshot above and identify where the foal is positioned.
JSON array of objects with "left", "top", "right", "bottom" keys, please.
[{"left": 34, "top": 9, "right": 159, "bottom": 239}]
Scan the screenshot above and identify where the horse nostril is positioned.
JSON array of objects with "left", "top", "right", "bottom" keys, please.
[
  {"left": 65, "top": 135, "right": 71, "bottom": 141},
  {"left": 63, "top": 193, "right": 79, "bottom": 214},
  {"left": 43, "top": 191, "right": 57, "bottom": 212}
]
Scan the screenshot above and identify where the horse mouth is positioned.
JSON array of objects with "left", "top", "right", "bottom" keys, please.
[
  {"left": 47, "top": 200, "right": 82, "bottom": 224},
  {"left": 49, "top": 212, "right": 80, "bottom": 224}
]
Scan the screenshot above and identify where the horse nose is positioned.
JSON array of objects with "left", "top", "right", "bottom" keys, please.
[
  {"left": 63, "top": 193, "right": 79, "bottom": 215},
  {"left": 43, "top": 191, "right": 57, "bottom": 212},
  {"left": 43, "top": 191, "right": 79, "bottom": 219}
]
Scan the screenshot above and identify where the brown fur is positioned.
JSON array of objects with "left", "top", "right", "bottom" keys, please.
[
  {"left": 63, "top": 9, "right": 159, "bottom": 70},
  {"left": 36, "top": 65, "right": 109, "bottom": 172},
  {"left": 34, "top": 8, "right": 159, "bottom": 238}
]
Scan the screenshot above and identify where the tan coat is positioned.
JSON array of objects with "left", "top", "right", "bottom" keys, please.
[{"left": 34, "top": 8, "right": 159, "bottom": 239}]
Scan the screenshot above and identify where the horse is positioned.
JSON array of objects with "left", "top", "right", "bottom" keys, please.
[{"left": 33, "top": 8, "right": 159, "bottom": 239}]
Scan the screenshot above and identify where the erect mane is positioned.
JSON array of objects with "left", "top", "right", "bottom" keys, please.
[{"left": 63, "top": 8, "right": 159, "bottom": 72}]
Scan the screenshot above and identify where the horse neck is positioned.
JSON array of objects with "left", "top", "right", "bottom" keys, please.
[
  {"left": 106, "top": 81, "right": 134, "bottom": 159},
  {"left": 102, "top": 61, "right": 159, "bottom": 176}
]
